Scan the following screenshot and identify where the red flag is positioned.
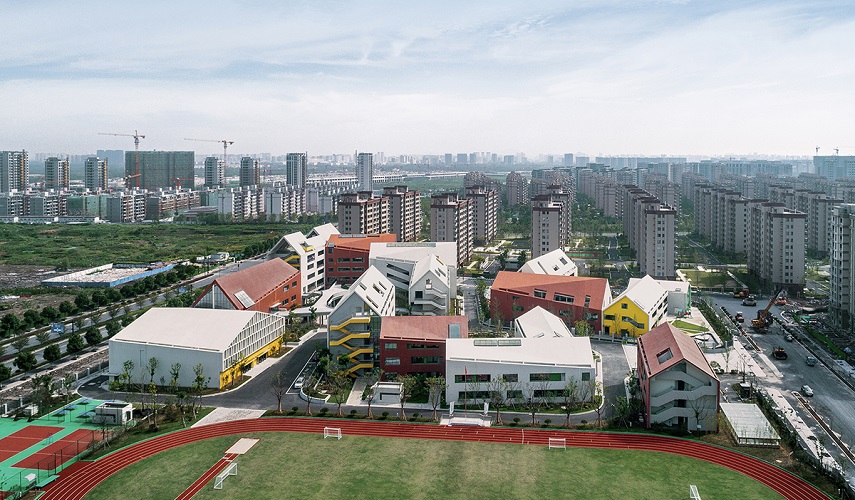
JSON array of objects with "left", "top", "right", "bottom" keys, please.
[{"left": 464, "top": 366, "right": 468, "bottom": 376}]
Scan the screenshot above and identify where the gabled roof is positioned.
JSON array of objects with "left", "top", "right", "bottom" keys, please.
[
  {"left": 611, "top": 275, "right": 667, "bottom": 314},
  {"left": 491, "top": 271, "right": 611, "bottom": 311},
  {"left": 369, "top": 242, "right": 458, "bottom": 268},
  {"left": 308, "top": 223, "right": 339, "bottom": 240},
  {"left": 196, "top": 259, "right": 298, "bottom": 310},
  {"left": 380, "top": 316, "right": 468, "bottom": 341},
  {"left": 514, "top": 306, "right": 573, "bottom": 338},
  {"left": 518, "top": 250, "right": 578, "bottom": 276},
  {"left": 327, "top": 233, "right": 397, "bottom": 252},
  {"left": 336, "top": 266, "right": 395, "bottom": 316},
  {"left": 628, "top": 277, "right": 690, "bottom": 294},
  {"left": 410, "top": 254, "right": 450, "bottom": 287},
  {"left": 110, "top": 308, "right": 268, "bottom": 352},
  {"left": 277, "top": 224, "right": 340, "bottom": 257},
  {"left": 637, "top": 323, "right": 717, "bottom": 380}
]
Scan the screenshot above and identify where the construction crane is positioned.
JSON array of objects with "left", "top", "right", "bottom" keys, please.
[
  {"left": 99, "top": 130, "right": 145, "bottom": 188},
  {"left": 751, "top": 289, "right": 784, "bottom": 333},
  {"left": 172, "top": 177, "right": 193, "bottom": 190},
  {"left": 184, "top": 138, "right": 234, "bottom": 167}
]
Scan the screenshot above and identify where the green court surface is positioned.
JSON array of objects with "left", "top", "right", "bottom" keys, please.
[
  {"left": 86, "top": 432, "right": 782, "bottom": 500},
  {"left": 0, "top": 398, "right": 103, "bottom": 494}
]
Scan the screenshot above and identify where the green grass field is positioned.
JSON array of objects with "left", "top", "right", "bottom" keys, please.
[
  {"left": 679, "top": 269, "right": 734, "bottom": 288},
  {"left": 85, "top": 432, "right": 782, "bottom": 500},
  {"left": 671, "top": 319, "right": 709, "bottom": 333}
]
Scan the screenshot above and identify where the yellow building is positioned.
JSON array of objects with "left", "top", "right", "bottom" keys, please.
[{"left": 603, "top": 275, "right": 668, "bottom": 337}]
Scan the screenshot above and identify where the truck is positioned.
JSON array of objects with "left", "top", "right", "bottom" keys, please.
[
  {"left": 805, "top": 355, "right": 817, "bottom": 366},
  {"left": 733, "top": 287, "right": 749, "bottom": 298},
  {"left": 772, "top": 347, "right": 788, "bottom": 360}
]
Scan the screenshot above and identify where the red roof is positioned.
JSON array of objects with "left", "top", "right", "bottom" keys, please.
[
  {"left": 491, "top": 271, "right": 610, "bottom": 310},
  {"left": 327, "top": 233, "right": 397, "bottom": 251},
  {"left": 637, "top": 323, "right": 717, "bottom": 380},
  {"left": 199, "top": 259, "right": 298, "bottom": 310},
  {"left": 380, "top": 316, "right": 469, "bottom": 342}
]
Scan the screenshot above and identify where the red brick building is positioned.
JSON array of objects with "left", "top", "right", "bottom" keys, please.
[
  {"left": 192, "top": 258, "right": 301, "bottom": 312},
  {"left": 325, "top": 233, "right": 397, "bottom": 286},
  {"left": 489, "top": 271, "right": 611, "bottom": 333},
  {"left": 379, "top": 316, "right": 468, "bottom": 377}
]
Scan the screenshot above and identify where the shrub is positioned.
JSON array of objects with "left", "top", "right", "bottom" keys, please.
[
  {"left": 381, "top": 411, "right": 389, "bottom": 420},
  {"left": 349, "top": 409, "right": 357, "bottom": 418},
  {"left": 412, "top": 413, "right": 420, "bottom": 419},
  {"left": 544, "top": 419, "right": 552, "bottom": 427},
  {"left": 319, "top": 407, "right": 329, "bottom": 416}
]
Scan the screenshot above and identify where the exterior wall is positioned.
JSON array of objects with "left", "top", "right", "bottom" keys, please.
[
  {"left": 337, "top": 192, "right": 391, "bottom": 235},
  {"left": 325, "top": 245, "right": 371, "bottom": 286},
  {"left": 445, "top": 357, "right": 596, "bottom": 405},
  {"left": 505, "top": 171, "right": 529, "bottom": 206},
  {"left": 204, "top": 156, "right": 225, "bottom": 187},
  {"left": 109, "top": 339, "right": 223, "bottom": 389},
  {"left": 603, "top": 297, "right": 655, "bottom": 338},
  {"left": 380, "top": 340, "right": 446, "bottom": 377},
  {"left": 239, "top": 157, "right": 260, "bottom": 187},
  {"left": 747, "top": 202, "right": 806, "bottom": 294},
  {"left": 430, "top": 193, "right": 474, "bottom": 264},
  {"left": 531, "top": 196, "right": 563, "bottom": 258},
  {"left": 356, "top": 152, "right": 373, "bottom": 191},
  {"left": 45, "top": 157, "right": 70, "bottom": 190},
  {"left": 221, "top": 313, "right": 286, "bottom": 387},
  {"left": 639, "top": 360, "right": 720, "bottom": 432},
  {"left": 490, "top": 288, "right": 604, "bottom": 333},
  {"left": 125, "top": 151, "right": 195, "bottom": 191},
  {"left": 409, "top": 265, "right": 452, "bottom": 316},
  {"left": 465, "top": 185, "right": 498, "bottom": 245},
  {"left": 830, "top": 204, "right": 855, "bottom": 331},
  {"left": 383, "top": 186, "right": 421, "bottom": 242}
]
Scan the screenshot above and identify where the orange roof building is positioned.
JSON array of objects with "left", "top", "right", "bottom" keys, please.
[
  {"left": 489, "top": 271, "right": 612, "bottom": 333},
  {"left": 192, "top": 258, "right": 301, "bottom": 312},
  {"left": 325, "top": 233, "right": 397, "bottom": 287}
]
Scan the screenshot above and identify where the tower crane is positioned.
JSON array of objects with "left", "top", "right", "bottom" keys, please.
[
  {"left": 184, "top": 138, "right": 234, "bottom": 167},
  {"left": 172, "top": 177, "right": 193, "bottom": 190},
  {"left": 98, "top": 130, "right": 145, "bottom": 188}
]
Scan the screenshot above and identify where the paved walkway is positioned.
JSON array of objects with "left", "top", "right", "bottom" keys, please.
[{"left": 191, "top": 408, "right": 266, "bottom": 428}]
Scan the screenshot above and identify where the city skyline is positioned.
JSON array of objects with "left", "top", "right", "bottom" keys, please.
[{"left": 1, "top": 1, "right": 854, "bottom": 156}]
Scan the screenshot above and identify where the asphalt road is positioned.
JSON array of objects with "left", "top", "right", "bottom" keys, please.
[{"left": 704, "top": 292, "right": 855, "bottom": 465}]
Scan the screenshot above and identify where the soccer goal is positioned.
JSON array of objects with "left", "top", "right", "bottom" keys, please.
[
  {"left": 323, "top": 427, "right": 342, "bottom": 440},
  {"left": 213, "top": 461, "right": 237, "bottom": 490},
  {"left": 548, "top": 438, "right": 566, "bottom": 450},
  {"left": 689, "top": 485, "right": 701, "bottom": 500}
]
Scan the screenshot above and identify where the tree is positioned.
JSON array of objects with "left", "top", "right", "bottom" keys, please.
[
  {"left": 169, "top": 363, "right": 182, "bottom": 394},
  {"left": 0, "top": 364, "right": 11, "bottom": 382},
  {"left": 589, "top": 380, "right": 605, "bottom": 428},
  {"left": 66, "top": 331, "right": 85, "bottom": 354},
  {"left": 363, "top": 368, "right": 382, "bottom": 418},
  {"left": 85, "top": 326, "right": 102, "bottom": 347},
  {"left": 330, "top": 372, "right": 351, "bottom": 417},
  {"left": 11, "top": 337, "right": 29, "bottom": 352},
  {"left": 308, "top": 306, "right": 318, "bottom": 326},
  {"left": 72, "top": 316, "right": 85, "bottom": 333},
  {"left": 41, "top": 306, "right": 61, "bottom": 323},
  {"left": 517, "top": 250, "right": 528, "bottom": 267},
  {"left": 561, "top": 377, "right": 581, "bottom": 428},
  {"left": 62, "top": 373, "right": 75, "bottom": 404},
  {"left": 146, "top": 357, "right": 159, "bottom": 384},
  {"left": 574, "top": 320, "right": 592, "bottom": 337},
  {"left": 302, "top": 371, "right": 318, "bottom": 416},
  {"left": 35, "top": 330, "right": 51, "bottom": 345},
  {"left": 522, "top": 383, "right": 538, "bottom": 426},
  {"left": 426, "top": 376, "right": 446, "bottom": 421},
  {"left": 498, "top": 248, "right": 509, "bottom": 270},
  {"left": 43, "top": 344, "right": 62, "bottom": 363},
  {"left": 23, "top": 309, "right": 44, "bottom": 329},
  {"left": 1, "top": 313, "right": 23, "bottom": 337},
  {"left": 122, "top": 360, "right": 135, "bottom": 391},
  {"left": 487, "top": 377, "right": 508, "bottom": 425},
  {"left": 30, "top": 374, "right": 53, "bottom": 413},
  {"left": 397, "top": 374, "right": 417, "bottom": 421},
  {"left": 58, "top": 301, "right": 76, "bottom": 317},
  {"left": 191, "top": 363, "right": 208, "bottom": 419},
  {"left": 14, "top": 351, "right": 38, "bottom": 372},
  {"left": 271, "top": 370, "right": 288, "bottom": 413},
  {"left": 105, "top": 320, "right": 121, "bottom": 336},
  {"left": 74, "top": 294, "right": 93, "bottom": 311}
]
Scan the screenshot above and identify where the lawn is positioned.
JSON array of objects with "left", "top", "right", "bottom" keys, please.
[
  {"left": 85, "top": 432, "right": 782, "bottom": 500},
  {"left": 679, "top": 269, "right": 734, "bottom": 289},
  {"left": 671, "top": 319, "right": 709, "bottom": 333}
]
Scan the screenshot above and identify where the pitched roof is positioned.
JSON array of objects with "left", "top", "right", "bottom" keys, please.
[
  {"left": 380, "top": 316, "right": 469, "bottom": 341},
  {"left": 613, "top": 275, "right": 667, "bottom": 313},
  {"left": 110, "top": 308, "right": 267, "bottom": 352},
  {"left": 518, "top": 249, "right": 578, "bottom": 276},
  {"left": 491, "top": 271, "right": 611, "bottom": 310},
  {"left": 637, "top": 323, "right": 717, "bottom": 380},
  {"left": 337, "top": 266, "right": 395, "bottom": 316},
  {"left": 327, "top": 233, "right": 397, "bottom": 252},
  {"left": 309, "top": 223, "right": 339, "bottom": 240},
  {"left": 369, "top": 242, "right": 458, "bottom": 268},
  {"left": 514, "top": 306, "right": 573, "bottom": 338},
  {"left": 201, "top": 259, "right": 298, "bottom": 309},
  {"left": 410, "top": 254, "right": 450, "bottom": 286}
]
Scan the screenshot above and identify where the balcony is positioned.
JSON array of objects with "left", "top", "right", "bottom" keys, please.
[{"left": 649, "top": 384, "right": 718, "bottom": 408}]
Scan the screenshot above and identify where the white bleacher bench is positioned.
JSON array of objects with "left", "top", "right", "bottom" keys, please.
[
  {"left": 548, "top": 438, "right": 566, "bottom": 450},
  {"left": 213, "top": 461, "right": 237, "bottom": 490},
  {"left": 323, "top": 427, "right": 342, "bottom": 440}
]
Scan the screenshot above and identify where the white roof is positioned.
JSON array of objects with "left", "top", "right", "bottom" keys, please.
[
  {"left": 110, "top": 308, "right": 263, "bottom": 352},
  {"left": 446, "top": 336, "right": 594, "bottom": 367},
  {"left": 514, "top": 306, "right": 573, "bottom": 338},
  {"left": 518, "top": 249, "right": 577, "bottom": 276},
  {"left": 615, "top": 275, "right": 667, "bottom": 313},
  {"left": 410, "top": 254, "right": 450, "bottom": 287},
  {"left": 309, "top": 223, "right": 339, "bottom": 240},
  {"left": 337, "top": 266, "right": 395, "bottom": 316},
  {"left": 720, "top": 403, "right": 780, "bottom": 441},
  {"left": 628, "top": 277, "right": 689, "bottom": 294},
  {"left": 280, "top": 224, "right": 339, "bottom": 257},
  {"left": 369, "top": 242, "right": 458, "bottom": 268}
]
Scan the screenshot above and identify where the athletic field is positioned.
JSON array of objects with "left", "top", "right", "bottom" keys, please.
[{"left": 86, "top": 432, "right": 782, "bottom": 499}]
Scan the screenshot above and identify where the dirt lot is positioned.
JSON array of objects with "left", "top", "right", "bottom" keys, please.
[{"left": 0, "top": 265, "right": 82, "bottom": 317}]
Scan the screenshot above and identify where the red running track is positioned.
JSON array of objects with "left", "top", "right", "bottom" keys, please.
[
  {"left": 40, "top": 418, "right": 830, "bottom": 500},
  {"left": 175, "top": 452, "right": 238, "bottom": 500}
]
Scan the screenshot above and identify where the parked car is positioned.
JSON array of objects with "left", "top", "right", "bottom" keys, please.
[
  {"left": 801, "top": 385, "right": 814, "bottom": 397},
  {"left": 742, "top": 296, "right": 757, "bottom": 306},
  {"left": 294, "top": 376, "right": 305, "bottom": 389},
  {"left": 734, "top": 312, "right": 744, "bottom": 323},
  {"left": 805, "top": 355, "right": 818, "bottom": 366},
  {"left": 784, "top": 333, "right": 794, "bottom": 342}
]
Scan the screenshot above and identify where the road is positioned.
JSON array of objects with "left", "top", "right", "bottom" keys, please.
[{"left": 703, "top": 292, "right": 855, "bottom": 466}]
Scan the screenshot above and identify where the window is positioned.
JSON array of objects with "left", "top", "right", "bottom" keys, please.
[
  {"left": 621, "top": 303, "right": 628, "bottom": 309},
  {"left": 604, "top": 314, "right": 615, "bottom": 321},
  {"left": 581, "top": 372, "right": 591, "bottom": 381},
  {"left": 530, "top": 373, "right": 565, "bottom": 382},
  {"left": 385, "top": 357, "right": 400, "bottom": 366},
  {"left": 502, "top": 374, "right": 518, "bottom": 383},
  {"left": 411, "top": 356, "right": 441, "bottom": 365},
  {"left": 407, "top": 343, "right": 439, "bottom": 349},
  {"left": 384, "top": 342, "right": 398, "bottom": 350},
  {"left": 554, "top": 293, "right": 574, "bottom": 303},
  {"left": 506, "top": 390, "right": 523, "bottom": 399},
  {"left": 455, "top": 374, "right": 491, "bottom": 383},
  {"left": 533, "top": 289, "right": 546, "bottom": 299}
]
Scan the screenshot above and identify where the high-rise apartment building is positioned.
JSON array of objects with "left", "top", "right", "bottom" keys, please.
[
  {"left": 794, "top": 190, "right": 843, "bottom": 258},
  {"left": 239, "top": 157, "right": 260, "bottom": 187},
  {"left": 204, "top": 156, "right": 225, "bottom": 188},
  {"left": 622, "top": 186, "right": 677, "bottom": 280},
  {"left": 563, "top": 153, "right": 574, "bottom": 167},
  {"left": 465, "top": 185, "right": 498, "bottom": 245},
  {"left": 382, "top": 185, "right": 421, "bottom": 242},
  {"left": 0, "top": 151, "right": 29, "bottom": 193},
  {"left": 44, "top": 157, "right": 70, "bottom": 191},
  {"left": 505, "top": 171, "right": 529, "bottom": 206},
  {"left": 125, "top": 151, "right": 194, "bottom": 191},
  {"left": 814, "top": 156, "right": 855, "bottom": 180},
  {"left": 286, "top": 152, "right": 307, "bottom": 190},
  {"left": 747, "top": 202, "right": 806, "bottom": 294},
  {"left": 430, "top": 192, "right": 474, "bottom": 264},
  {"left": 338, "top": 191, "right": 390, "bottom": 235},
  {"left": 84, "top": 156, "right": 109, "bottom": 192},
  {"left": 830, "top": 204, "right": 855, "bottom": 331},
  {"left": 531, "top": 194, "right": 565, "bottom": 259},
  {"left": 356, "top": 152, "right": 373, "bottom": 191}
]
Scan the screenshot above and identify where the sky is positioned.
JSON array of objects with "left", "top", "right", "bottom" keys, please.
[{"left": 1, "top": 0, "right": 854, "bottom": 158}]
